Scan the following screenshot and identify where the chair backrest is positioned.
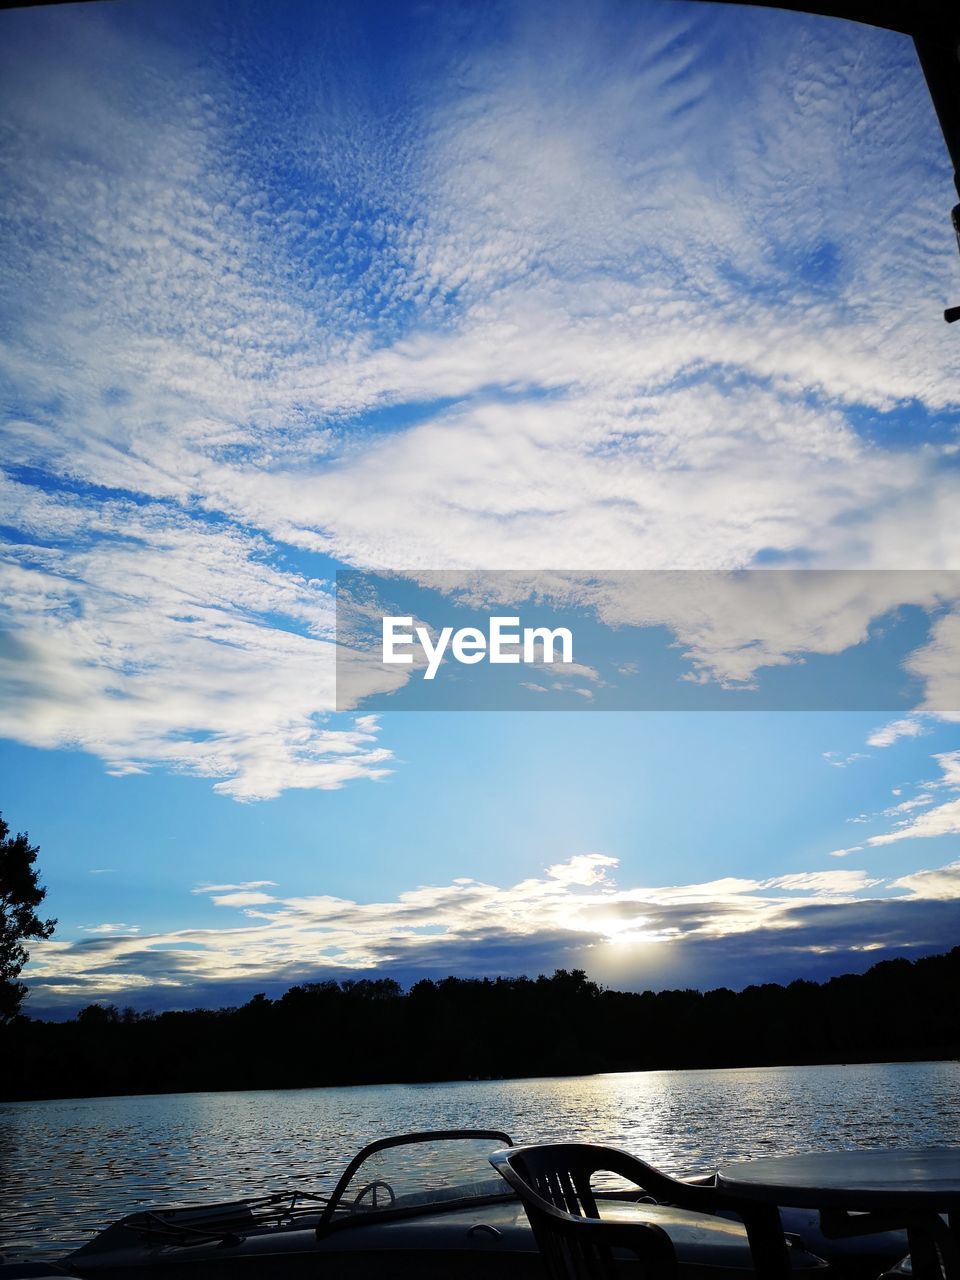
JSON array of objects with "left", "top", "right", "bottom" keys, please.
[{"left": 490, "top": 1144, "right": 677, "bottom": 1280}]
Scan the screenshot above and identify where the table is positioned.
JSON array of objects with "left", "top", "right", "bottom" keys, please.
[{"left": 716, "top": 1148, "right": 960, "bottom": 1279}]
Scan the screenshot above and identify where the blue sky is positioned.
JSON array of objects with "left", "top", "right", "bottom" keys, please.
[{"left": 1, "top": 0, "right": 959, "bottom": 1015}]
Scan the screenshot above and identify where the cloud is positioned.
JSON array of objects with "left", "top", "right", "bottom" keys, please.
[
  {"left": 545, "top": 853, "right": 618, "bottom": 886},
  {"left": 884, "top": 794, "right": 935, "bottom": 815},
  {"left": 933, "top": 750, "right": 960, "bottom": 788},
  {"left": 1, "top": 0, "right": 959, "bottom": 799},
  {"left": 193, "top": 881, "right": 278, "bottom": 893},
  {"left": 23, "top": 850, "right": 960, "bottom": 1012},
  {"left": 209, "top": 892, "right": 278, "bottom": 907},
  {"left": 762, "top": 870, "right": 880, "bottom": 894},
  {"left": 868, "top": 797, "right": 960, "bottom": 846},
  {"left": 889, "top": 860, "right": 960, "bottom": 899},
  {"left": 867, "top": 717, "right": 926, "bottom": 748},
  {"left": 866, "top": 750, "right": 960, "bottom": 846},
  {"left": 77, "top": 923, "right": 141, "bottom": 935},
  {"left": 906, "top": 614, "right": 960, "bottom": 722},
  {"left": 0, "top": 481, "right": 391, "bottom": 799},
  {"left": 824, "top": 751, "right": 869, "bottom": 769}
]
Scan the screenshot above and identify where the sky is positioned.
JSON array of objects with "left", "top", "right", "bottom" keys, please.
[{"left": 1, "top": 0, "right": 959, "bottom": 1016}]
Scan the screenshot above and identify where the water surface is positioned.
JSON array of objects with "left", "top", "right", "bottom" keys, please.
[{"left": 2, "top": 1060, "right": 958, "bottom": 1263}]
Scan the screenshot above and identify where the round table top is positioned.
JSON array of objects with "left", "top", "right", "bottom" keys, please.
[{"left": 716, "top": 1147, "right": 960, "bottom": 1210}]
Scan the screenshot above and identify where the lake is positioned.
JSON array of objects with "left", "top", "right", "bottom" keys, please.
[{"left": 2, "top": 1060, "right": 959, "bottom": 1264}]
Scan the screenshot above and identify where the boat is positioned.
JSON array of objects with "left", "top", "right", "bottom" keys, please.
[{"left": 0, "top": 1129, "right": 917, "bottom": 1279}]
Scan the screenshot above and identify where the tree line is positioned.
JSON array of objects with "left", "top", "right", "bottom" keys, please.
[{"left": 2, "top": 948, "right": 958, "bottom": 1101}]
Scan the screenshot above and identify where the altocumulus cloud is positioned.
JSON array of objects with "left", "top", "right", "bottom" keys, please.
[
  {"left": 2, "top": 0, "right": 960, "bottom": 801},
  {"left": 23, "top": 853, "right": 960, "bottom": 1012},
  {"left": 0, "top": 475, "right": 390, "bottom": 799}
]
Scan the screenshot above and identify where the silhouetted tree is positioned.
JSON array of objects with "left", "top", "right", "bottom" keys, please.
[
  {"left": 1, "top": 947, "right": 958, "bottom": 1101},
  {"left": 0, "top": 813, "right": 56, "bottom": 1021}
]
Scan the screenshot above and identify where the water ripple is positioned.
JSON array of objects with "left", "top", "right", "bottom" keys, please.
[{"left": 2, "top": 1060, "right": 959, "bottom": 1263}]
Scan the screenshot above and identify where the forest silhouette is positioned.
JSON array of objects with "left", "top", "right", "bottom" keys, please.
[{"left": 2, "top": 947, "right": 957, "bottom": 1101}]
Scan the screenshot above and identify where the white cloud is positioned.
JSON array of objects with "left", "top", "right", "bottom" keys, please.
[
  {"left": 209, "top": 891, "right": 278, "bottom": 908},
  {"left": 906, "top": 615, "right": 960, "bottom": 722},
  {"left": 868, "top": 797, "right": 960, "bottom": 846},
  {"left": 0, "top": 483, "right": 391, "bottom": 799},
  {"left": 77, "top": 923, "right": 140, "bottom": 935},
  {"left": 884, "top": 794, "right": 935, "bottom": 815},
  {"left": 933, "top": 750, "right": 960, "bottom": 789},
  {"left": 888, "top": 861, "right": 960, "bottom": 899},
  {"left": 25, "top": 850, "right": 960, "bottom": 1006},
  {"left": 763, "top": 870, "right": 879, "bottom": 894},
  {"left": 1, "top": 2, "right": 959, "bottom": 798},
  {"left": 545, "top": 853, "right": 617, "bottom": 886},
  {"left": 867, "top": 717, "right": 927, "bottom": 748},
  {"left": 866, "top": 750, "right": 960, "bottom": 845},
  {"left": 824, "top": 751, "right": 869, "bottom": 769},
  {"left": 194, "top": 881, "right": 278, "bottom": 893}
]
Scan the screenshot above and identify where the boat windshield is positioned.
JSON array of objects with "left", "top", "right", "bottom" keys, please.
[{"left": 321, "top": 1129, "right": 515, "bottom": 1222}]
